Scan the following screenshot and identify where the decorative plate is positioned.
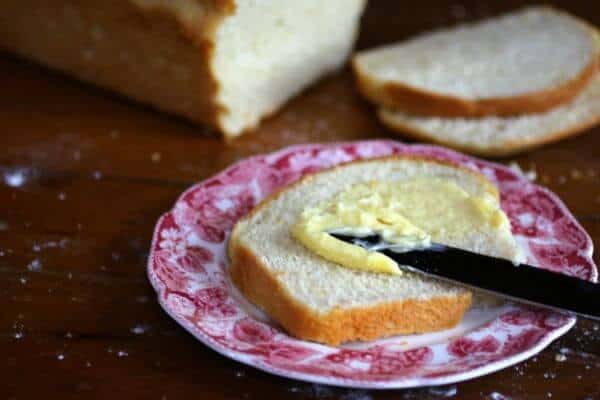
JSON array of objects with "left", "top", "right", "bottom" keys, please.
[{"left": 147, "top": 140, "right": 596, "bottom": 389}]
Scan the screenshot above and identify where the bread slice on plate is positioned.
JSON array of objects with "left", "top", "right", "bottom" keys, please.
[
  {"left": 378, "top": 75, "right": 600, "bottom": 157},
  {"left": 229, "top": 157, "right": 523, "bottom": 346},
  {"left": 353, "top": 6, "right": 599, "bottom": 117}
]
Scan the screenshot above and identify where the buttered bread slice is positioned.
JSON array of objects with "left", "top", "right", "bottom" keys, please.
[
  {"left": 353, "top": 6, "right": 599, "bottom": 117},
  {"left": 229, "top": 157, "right": 523, "bottom": 345}
]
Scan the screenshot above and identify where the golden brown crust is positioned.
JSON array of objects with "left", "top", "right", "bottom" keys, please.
[
  {"left": 378, "top": 109, "right": 600, "bottom": 158},
  {"left": 0, "top": 0, "right": 233, "bottom": 135},
  {"left": 229, "top": 233, "right": 472, "bottom": 346},
  {"left": 129, "top": 0, "right": 235, "bottom": 44},
  {"left": 228, "top": 155, "right": 490, "bottom": 346}
]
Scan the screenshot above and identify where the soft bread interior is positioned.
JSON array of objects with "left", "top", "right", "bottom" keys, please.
[
  {"left": 213, "top": 0, "right": 366, "bottom": 136},
  {"left": 231, "top": 158, "right": 523, "bottom": 314}
]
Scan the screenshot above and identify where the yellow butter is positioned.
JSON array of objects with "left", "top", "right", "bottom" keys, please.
[{"left": 291, "top": 178, "right": 510, "bottom": 275}]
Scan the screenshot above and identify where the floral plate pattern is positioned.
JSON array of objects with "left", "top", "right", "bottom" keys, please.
[{"left": 148, "top": 140, "right": 596, "bottom": 388}]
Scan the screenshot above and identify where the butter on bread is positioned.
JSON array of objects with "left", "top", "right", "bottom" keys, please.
[
  {"left": 0, "top": 0, "right": 366, "bottom": 138},
  {"left": 353, "top": 6, "right": 599, "bottom": 118},
  {"left": 228, "top": 157, "right": 523, "bottom": 346}
]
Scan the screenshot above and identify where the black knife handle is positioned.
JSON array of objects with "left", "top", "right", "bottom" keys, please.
[{"left": 383, "top": 246, "right": 600, "bottom": 320}]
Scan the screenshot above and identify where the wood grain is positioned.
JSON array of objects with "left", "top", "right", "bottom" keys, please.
[{"left": 1, "top": 1, "right": 599, "bottom": 398}]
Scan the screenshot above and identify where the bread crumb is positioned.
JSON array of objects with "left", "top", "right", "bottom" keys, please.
[
  {"left": 151, "top": 152, "right": 162, "bottom": 163},
  {"left": 555, "top": 353, "right": 567, "bottom": 362},
  {"left": 508, "top": 162, "right": 536, "bottom": 181}
]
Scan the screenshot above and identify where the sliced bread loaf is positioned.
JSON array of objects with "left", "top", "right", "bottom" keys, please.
[
  {"left": 229, "top": 157, "right": 523, "bottom": 345},
  {"left": 0, "top": 0, "right": 366, "bottom": 138},
  {"left": 353, "top": 6, "right": 599, "bottom": 117},
  {"left": 378, "top": 75, "right": 600, "bottom": 157}
]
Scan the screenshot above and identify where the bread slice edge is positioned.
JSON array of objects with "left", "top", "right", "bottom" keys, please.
[
  {"left": 377, "top": 104, "right": 600, "bottom": 157},
  {"left": 229, "top": 231, "right": 472, "bottom": 346}
]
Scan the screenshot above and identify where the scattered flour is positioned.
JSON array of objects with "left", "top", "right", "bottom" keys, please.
[
  {"left": 428, "top": 385, "right": 458, "bottom": 397},
  {"left": 27, "top": 259, "right": 42, "bottom": 272},
  {"left": 3, "top": 168, "right": 29, "bottom": 187},
  {"left": 130, "top": 324, "right": 149, "bottom": 335},
  {"left": 508, "top": 162, "right": 537, "bottom": 181},
  {"left": 489, "top": 393, "right": 512, "bottom": 400}
]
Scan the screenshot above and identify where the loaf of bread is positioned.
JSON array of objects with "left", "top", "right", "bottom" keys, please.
[
  {"left": 229, "top": 157, "right": 523, "bottom": 345},
  {"left": 0, "top": 0, "right": 366, "bottom": 138},
  {"left": 353, "top": 6, "right": 599, "bottom": 118}
]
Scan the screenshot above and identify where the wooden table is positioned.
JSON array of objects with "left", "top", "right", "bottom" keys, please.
[{"left": 2, "top": 1, "right": 599, "bottom": 399}]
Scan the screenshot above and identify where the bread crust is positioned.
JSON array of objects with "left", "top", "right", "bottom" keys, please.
[
  {"left": 230, "top": 230, "right": 472, "bottom": 346},
  {"left": 378, "top": 108, "right": 600, "bottom": 157},
  {"left": 228, "top": 155, "right": 497, "bottom": 346},
  {"left": 0, "top": 0, "right": 229, "bottom": 132},
  {"left": 352, "top": 7, "right": 600, "bottom": 118}
]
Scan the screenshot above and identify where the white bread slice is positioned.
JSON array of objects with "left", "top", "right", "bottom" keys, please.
[
  {"left": 229, "top": 157, "right": 523, "bottom": 346},
  {"left": 353, "top": 6, "right": 599, "bottom": 117},
  {"left": 379, "top": 74, "right": 600, "bottom": 157},
  {"left": 0, "top": 0, "right": 366, "bottom": 138}
]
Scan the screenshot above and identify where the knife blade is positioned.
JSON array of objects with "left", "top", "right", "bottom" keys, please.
[{"left": 330, "top": 232, "right": 600, "bottom": 320}]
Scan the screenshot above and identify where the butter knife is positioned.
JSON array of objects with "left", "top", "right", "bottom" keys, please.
[{"left": 330, "top": 232, "right": 600, "bottom": 320}]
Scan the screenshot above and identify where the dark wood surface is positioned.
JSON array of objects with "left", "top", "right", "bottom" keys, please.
[{"left": 1, "top": 1, "right": 599, "bottom": 399}]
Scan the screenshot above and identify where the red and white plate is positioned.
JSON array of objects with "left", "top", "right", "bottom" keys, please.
[{"left": 147, "top": 140, "right": 596, "bottom": 389}]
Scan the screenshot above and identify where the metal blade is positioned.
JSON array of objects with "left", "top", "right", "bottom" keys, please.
[{"left": 330, "top": 232, "right": 600, "bottom": 320}]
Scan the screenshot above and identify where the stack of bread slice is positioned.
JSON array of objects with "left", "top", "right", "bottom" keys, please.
[{"left": 353, "top": 6, "right": 600, "bottom": 156}]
